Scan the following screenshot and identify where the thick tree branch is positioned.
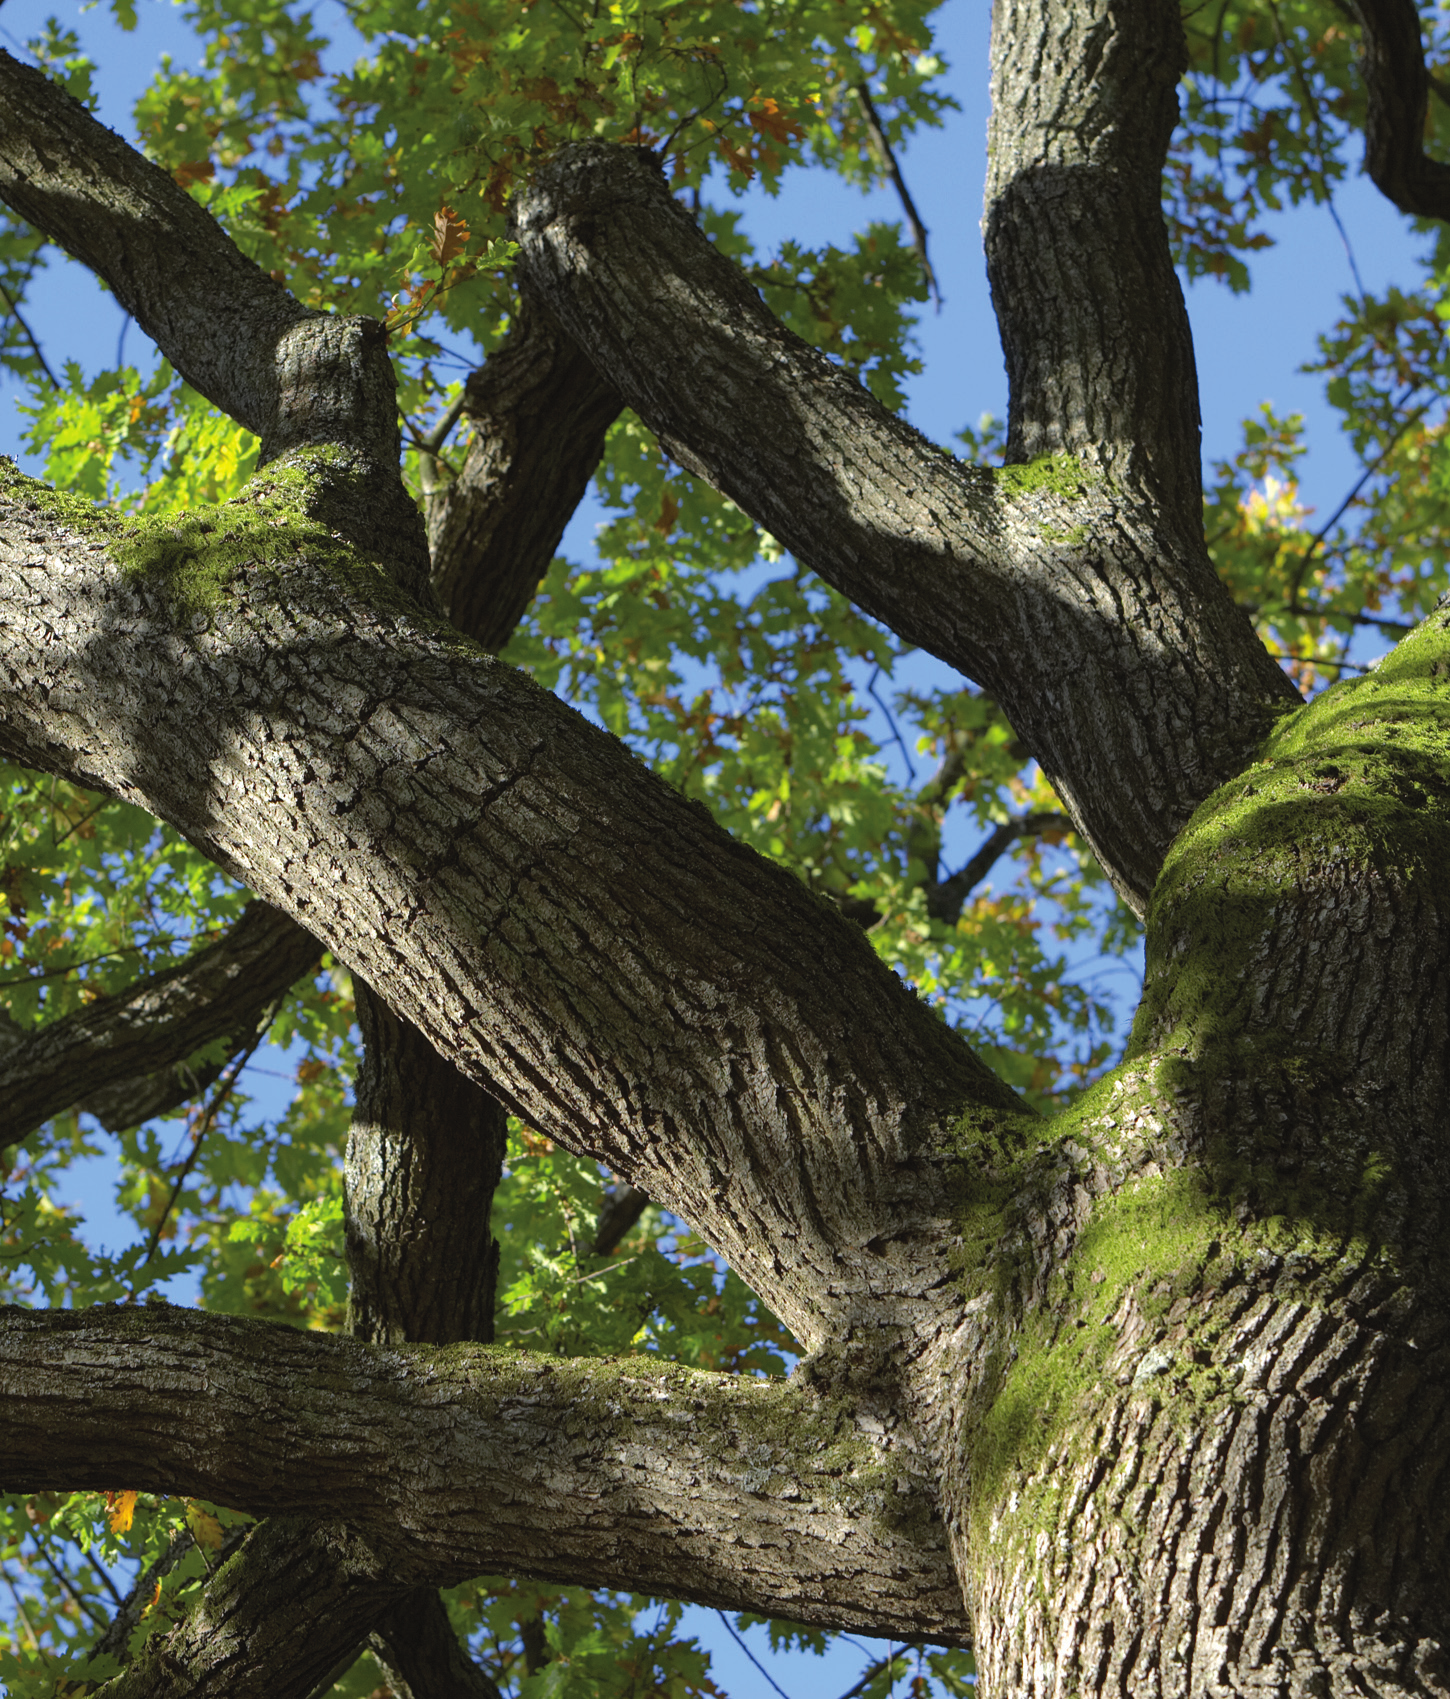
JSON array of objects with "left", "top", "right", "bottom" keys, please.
[
  {"left": 345, "top": 985, "right": 507, "bottom": 1348},
  {"left": 426, "top": 300, "right": 622, "bottom": 653},
  {"left": 0, "top": 1304, "right": 972, "bottom": 1647},
  {"left": 368, "top": 1592, "right": 503, "bottom": 1699},
  {"left": 0, "top": 53, "right": 371, "bottom": 464},
  {"left": 512, "top": 142, "right": 1297, "bottom": 912},
  {"left": 97, "top": 1518, "right": 411, "bottom": 1699},
  {"left": 0, "top": 465, "right": 1009, "bottom": 1348},
  {"left": 1352, "top": 0, "right": 1450, "bottom": 219},
  {"left": 0, "top": 901, "right": 321, "bottom": 1151},
  {"left": 983, "top": 0, "right": 1202, "bottom": 515}
]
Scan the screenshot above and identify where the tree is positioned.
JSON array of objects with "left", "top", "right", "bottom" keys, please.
[{"left": 0, "top": 0, "right": 1447, "bottom": 1692}]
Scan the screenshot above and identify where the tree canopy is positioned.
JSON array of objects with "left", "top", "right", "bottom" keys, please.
[{"left": 0, "top": 0, "right": 1448, "bottom": 1693}]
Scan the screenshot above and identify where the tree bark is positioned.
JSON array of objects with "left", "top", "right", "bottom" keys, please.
[
  {"left": 0, "top": 0, "right": 1447, "bottom": 1688},
  {"left": 425, "top": 301, "right": 621, "bottom": 654},
  {"left": 345, "top": 985, "right": 506, "bottom": 1349},
  {"left": 0, "top": 463, "right": 1010, "bottom": 1353},
  {"left": 0, "top": 900, "right": 320, "bottom": 1149},
  {"left": 0, "top": 1303, "right": 971, "bottom": 1645},
  {"left": 1353, "top": 0, "right": 1450, "bottom": 220}
]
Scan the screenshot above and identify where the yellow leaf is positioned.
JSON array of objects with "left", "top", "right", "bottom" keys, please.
[
  {"left": 106, "top": 1490, "right": 139, "bottom": 1534},
  {"left": 185, "top": 1500, "right": 224, "bottom": 1551}
]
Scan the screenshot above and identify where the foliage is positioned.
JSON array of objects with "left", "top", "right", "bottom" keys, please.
[{"left": 1, "top": 0, "right": 1448, "bottom": 1690}]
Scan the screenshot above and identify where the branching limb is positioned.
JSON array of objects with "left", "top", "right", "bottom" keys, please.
[
  {"left": 96, "top": 1518, "right": 411, "bottom": 1699},
  {"left": 0, "top": 1305, "right": 973, "bottom": 1646},
  {"left": 0, "top": 474, "right": 1009, "bottom": 1346},
  {"left": 1352, "top": 0, "right": 1450, "bottom": 219},
  {"left": 512, "top": 141, "right": 1296, "bottom": 912},
  {"left": 426, "top": 297, "right": 621, "bottom": 653},
  {"left": 0, "top": 902, "right": 321, "bottom": 1152},
  {"left": 0, "top": 50, "right": 433, "bottom": 606}
]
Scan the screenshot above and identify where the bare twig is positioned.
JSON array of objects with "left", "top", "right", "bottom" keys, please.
[
  {"left": 715, "top": 1612, "right": 794, "bottom": 1699},
  {"left": 852, "top": 84, "right": 940, "bottom": 308},
  {"left": 0, "top": 276, "right": 58, "bottom": 388},
  {"left": 835, "top": 1649, "right": 904, "bottom": 1699},
  {"left": 139, "top": 1008, "right": 278, "bottom": 1266}
]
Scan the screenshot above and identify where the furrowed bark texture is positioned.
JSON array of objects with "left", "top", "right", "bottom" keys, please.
[
  {"left": 114, "top": 992, "right": 512, "bottom": 1699},
  {"left": 0, "top": 1303, "right": 972, "bottom": 1645},
  {"left": 513, "top": 140, "right": 1297, "bottom": 913},
  {"left": 983, "top": 0, "right": 1200, "bottom": 517},
  {"left": 345, "top": 984, "right": 507, "bottom": 1348},
  {"left": 96, "top": 1518, "right": 411, "bottom": 1699},
  {"left": 948, "top": 612, "right": 1450, "bottom": 1692},
  {"left": 0, "top": 471, "right": 1011, "bottom": 1351},
  {"left": 962, "top": 1133, "right": 1450, "bottom": 1697},
  {"left": 369, "top": 1592, "right": 503, "bottom": 1699},
  {"left": 1353, "top": 0, "right": 1450, "bottom": 219},
  {"left": 0, "top": 900, "right": 320, "bottom": 1149},
  {"left": 426, "top": 301, "right": 621, "bottom": 652},
  {"left": 108, "top": 310, "right": 616, "bottom": 1692}
]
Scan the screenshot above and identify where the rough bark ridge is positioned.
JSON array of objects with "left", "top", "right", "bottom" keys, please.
[{"left": 0, "top": 0, "right": 1446, "bottom": 1693}]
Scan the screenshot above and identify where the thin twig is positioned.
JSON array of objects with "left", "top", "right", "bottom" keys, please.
[
  {"left": 853, "top": 83, "right": 941, "bottom": 309},
  {"left": 1265, "top": 647, "right": 1373, "bottom": 673},
  {"left": 866, "top": 666, "right": 916, "bottom": 783},
  {"left": 32, "top": 1532, "right": 110, "bottom": 1630},
  {"left": 1265, "top": 0, "right": 1364, "bottom": 292},
  {"left": 0, "top": 1561, "right": 48, "bottom": 1659},
  {"left": 139, "top": 1009, "right": 278, "bottom": 1267},
  {"left": 81, "top": 1544, "right": 127, "bottom": 1609},
  {"left": 835, "top": 1649, "right": 903, "bottom": 1699},
  {"left": 1286, "top": 391, "right": 1432, "bottom": 606},
  {"left": 0, "top": 279, "right": 59, "bottom": 389},
  {"left": 715, "top": 1613, "right": 794, "bottom": 1699},
  {"left": 0, "top": 945, "right": 146, "bottom": 988}
]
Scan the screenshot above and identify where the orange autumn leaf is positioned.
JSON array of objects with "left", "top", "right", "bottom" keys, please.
[
  {"left": 429, "top": 204, "right": 471, "bottom": 269},
  {"left": 747, "top": 97, "right": 804, "bottom": 146},
  {"left": 173, "top": 159, "right": 215, "bottom": 189},
  {"left": 106, "top": 1490, "right": 139, "bottom": 1534}
]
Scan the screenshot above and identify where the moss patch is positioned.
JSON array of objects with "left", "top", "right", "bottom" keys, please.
[
  {"left": 0, "top": 450, "right": 404, "bottom": 618},
  {"left": 1130, "top": 608, "right": 1450, "bottom": 1066},
  {"left": 994, "top": 452, "right": 1094, "bottom": 504}
]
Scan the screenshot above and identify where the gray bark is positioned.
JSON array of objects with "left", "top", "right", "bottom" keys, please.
[
  {"left": 0, "top": 900, "right": 320, "bottom": 1149},
  {"left": 345, "top": 984, "right": 506, "bottom": 1350},
  {"left": 425, "top": 301, "right": 621, "bottom": 654},
  {"left": 0, "top": 465, "right": 1010, "bottom": 1354},
  {"left": 0, "top": 1303, "right": 971, "bottom": 1645}
]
